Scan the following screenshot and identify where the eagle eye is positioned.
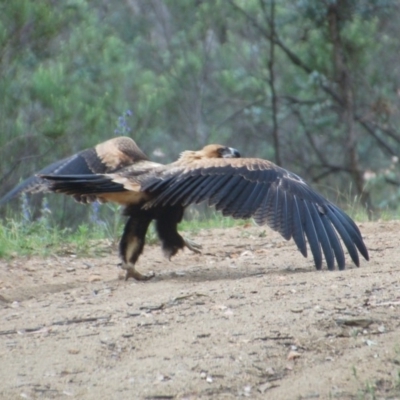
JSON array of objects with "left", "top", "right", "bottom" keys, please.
[{"left": 219, "top": 147, "right": 241, "bottom": 158}]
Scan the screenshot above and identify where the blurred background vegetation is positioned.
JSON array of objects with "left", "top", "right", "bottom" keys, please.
[{"left": 1, "top": 0, "right": 400, "bottom": 229}]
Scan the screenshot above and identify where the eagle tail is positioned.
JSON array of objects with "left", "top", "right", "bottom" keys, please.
[{"left": 39, "top": 174, "right": 125, "bottom": 195}]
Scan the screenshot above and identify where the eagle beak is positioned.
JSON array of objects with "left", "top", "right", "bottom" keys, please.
[{"left": 221, "top": 147, "right": 241, "bottom": 158}]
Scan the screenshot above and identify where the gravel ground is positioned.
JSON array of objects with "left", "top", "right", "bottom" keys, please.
[{"left": 0, "top": 221, "right": 399, "bottom": 399}]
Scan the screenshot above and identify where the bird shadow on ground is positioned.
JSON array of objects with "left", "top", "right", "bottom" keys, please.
[{"left": 150, "top": 264, "right": 318, "bottom": 283}]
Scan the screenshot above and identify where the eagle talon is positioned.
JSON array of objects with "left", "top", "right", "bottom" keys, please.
[
  {"left": 124, "top": 268, "right": 155, "bottom": 281},
  {"left": 184, "top": 237, "right": 202, "bottom": 254}
]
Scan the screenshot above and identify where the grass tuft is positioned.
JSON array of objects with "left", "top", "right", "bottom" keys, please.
[{"left": 0, "top": 194, "right": 397, "bottom": 259}]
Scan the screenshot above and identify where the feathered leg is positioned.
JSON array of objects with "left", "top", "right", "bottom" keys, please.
[
  {"left": 155, "top": 205, "right": 202, "bottom": 260},
  {"left": 120, "top": 215, "right": 154, "bottom": 281}
]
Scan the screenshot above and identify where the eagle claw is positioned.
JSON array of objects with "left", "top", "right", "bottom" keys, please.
[
  {"left": 183, "top": 237, "right": 202, "bottom": 254},
  {"left": 124, "top": 268, "right": 155, "bottom": 281}
]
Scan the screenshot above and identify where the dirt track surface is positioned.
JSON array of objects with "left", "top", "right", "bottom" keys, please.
[{"left": 0, "top": 221, "right": 399, "bottom": 399}]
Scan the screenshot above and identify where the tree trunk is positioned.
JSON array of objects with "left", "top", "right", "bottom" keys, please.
[{"left": 327, "top": 4, "right": 372, "bottom": 217}]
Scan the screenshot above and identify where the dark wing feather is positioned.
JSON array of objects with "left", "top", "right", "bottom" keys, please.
[
  {"left": 0, "top": 153, "right": 94, "bottom": 205},
  {"left": 278, "top": 189, "right": 292, "bottom": 240},
  {"left": 324, "top": 204, "right": 368, "bottom": 266},
  {"left": 39, "top": 174, "right": 126, "bottom": 195},
  {"left": 190, "top": 174, "right": 233, "bottom": 206},
  {"left": 231, "top": 180, "right": 262, "bottom": 219},
  {"left": 303, "top": 202, "right": 322, "bottom": 269},
  {"left": 170, "top": 176, "right": 209, "bottom": 204},
  {"left": 291, "top": 195, "right": 308, "bottom": 258},
  {"left": 320, "top": 213, "right": 345, "bottom": 269},
  {"left": 308, "top": 203, "right": 335, "bottom": 270},
  {"left": 0, "top": 137, "right": 148, "bottom": 205},
  {"left": 238, "top": 181, "right": 267, "bottom": 220},
  {"left": 141, "top": 157, "right": 369, "bottom": 270},
  {"left": 216, "top": 179, "right": 253, "bottom": 215},
  {"left": 165, "top": 178, "right": 199, "bottom": 206}
]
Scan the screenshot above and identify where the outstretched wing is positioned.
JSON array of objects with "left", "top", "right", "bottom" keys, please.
[
  {"left": 38, "top": 159, "right": 162, "bottom": 205},
  {"left": 0, "top": 137, "right": 149, "bottom": 205},
  {"left": 140, "top": 157, "right": 369, "bottom": 270}
]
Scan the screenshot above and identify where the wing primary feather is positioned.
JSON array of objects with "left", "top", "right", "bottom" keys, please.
[
  {"left": 328, "top": 205, "right": 369, "bottom": 261},
  {"left": 320, "top": 216, "right": 345, "bottom": 270},
  {"left": 219, "top": 180, "right": 253, "bottom": 216},
  {"left": 235, "top": 170, "right": 270, "bottom": 218},
  {"left": 309, "top": 203, "right": 335, "bottom": 270},
  {"left": 325, "top": 207, "right": 360, "bottom": 267},
  {"left": 208, "top": 175, "right": 243, "bottom": 206},
  {"left": 197, "top": 174, "right": 232, "bottom": 204},
  {"left": 303, "top": 202, "right": 322, "bottom": 269},
  {"left": 262, "top": 182, "right": 282, "bottom": 227},
  {"left": 253, "top": 185, "right": 274, "bottom": 225},
  {"left": 231, "top": 182, "right": 263, "bottom": 219},
  {"left": 180, "top": 175, "right": 218, "bottom": 206},
  {"left": 279, "top": 191, "right": 292, "bottom": 240},
  {"left": 143, "top": 178, "right": 172, "bottom": 194},
  {"left": 150, "top": 176, "right": 197, "bottom": 207},
  {"left": 291, "top": 196, "right": 307, "bottom": 258},
  {"left": 207, "top": 175, "right": 236, "bottom": 206},
  {"left": 264, "top": 184, "right": 278, "bottom": 228},
  {"left": 230, "top": 169, "right": 270, "bottom": 219},
  {"left": 170, "top": 179, "right": 209, "bottom": 205},
  {"left": 239, "top": 178, "right": 271, "bottom": 220},
  {"left": 271, "top": 185, "right": 284, "bottom": 232},
  {"left": 253, "top": 168, "right": 281, "bottom": 221},
  {"left": 225, "top": 181, "right": 255, "bottom": 216},
  {"left": 145, "top": 172, "right": 234, "bottom": 209}
]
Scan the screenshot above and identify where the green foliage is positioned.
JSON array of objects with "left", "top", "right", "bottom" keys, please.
[
  {"left": 180, "top": 209, "right": 248, "bottom": 234},
  {"left": 0, "top": 212, "right": 110, "bottom": 259},
  {"left": 0, "top": 202, "right": 247, "bottom": 259},
  {"left": 1, "top": 0, "right": 400, "bottom": 225}
]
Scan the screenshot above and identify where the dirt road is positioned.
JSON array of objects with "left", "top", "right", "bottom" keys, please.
[{"left": 0, "top": 221, "right": 399, "bottom": 399}]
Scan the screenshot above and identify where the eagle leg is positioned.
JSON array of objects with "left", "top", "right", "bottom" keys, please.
[
  {"left": 120, "top": 214, "right": 154, "bottom": 281},
  {"left": 183, "top": 237, "right": 202, "bottom": 254},
  {"left": 155, "top": 206, "right": 198, "bottom": 260}
]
